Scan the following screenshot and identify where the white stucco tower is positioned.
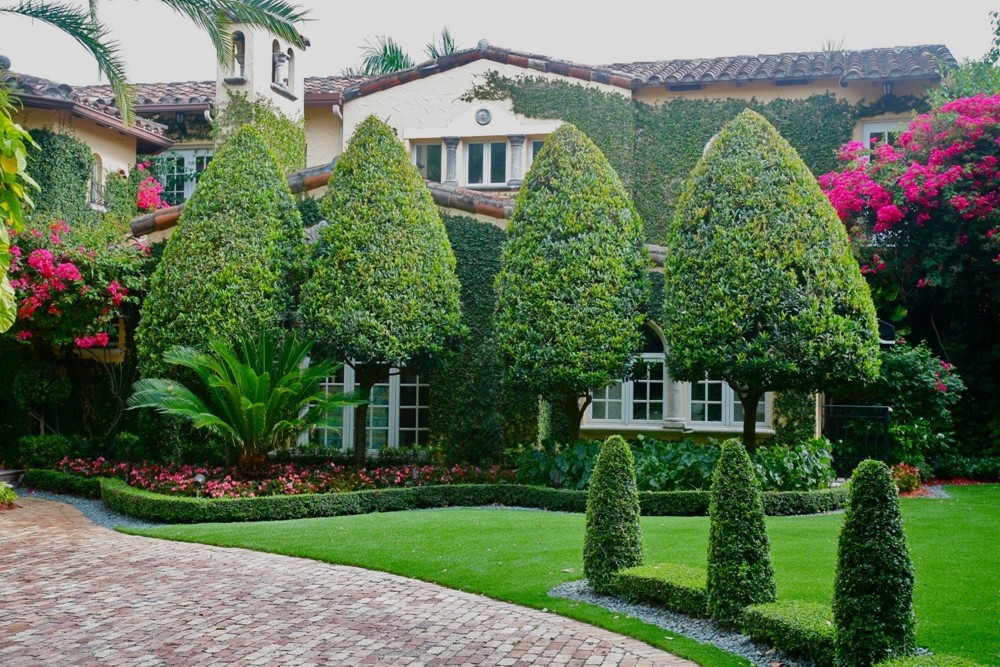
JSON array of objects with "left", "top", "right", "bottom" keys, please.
[{"left": 216, "top": 22, "right": 306, "bottom": 120}]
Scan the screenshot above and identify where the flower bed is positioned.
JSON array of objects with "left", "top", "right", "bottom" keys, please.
[{"left": 55, "top": 457, "right": 515, "bottom": 499}]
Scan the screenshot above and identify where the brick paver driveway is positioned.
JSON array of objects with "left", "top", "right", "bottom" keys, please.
[{"left": 0, "top": 498, "right": 695, "bottom": 666}]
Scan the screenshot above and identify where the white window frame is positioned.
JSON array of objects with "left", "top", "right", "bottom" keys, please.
[
  {"left": 587, "top": 353, "right": 667, "bottom": 426},
  {"left": 413, "top": 141, "right": 444, "bottom": 183},
  {"left": 466, "top": 139, "right": 508, "bottom": 186},
  {"left": 687, "top": 377, "right": 771, "bottom": 430},
  {"left": 861, "top": 120, "right": 906, "bottom": 148},
  {"left": 312, "top": 365, "right": 430, "bottom": 453},
  {"left": 154, "top": 147, "right": 214, "bottom": 205}
]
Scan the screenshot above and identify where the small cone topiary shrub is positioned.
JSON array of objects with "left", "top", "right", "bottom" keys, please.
[
  {"left": 834, "top": 459, "right": 916, "bottom": 667},
  {"left": 707, "top": 438, "right": 776, "bottom": 625},
  {"left": 583, "top": 434, "right": 643, "bottom": 593}
]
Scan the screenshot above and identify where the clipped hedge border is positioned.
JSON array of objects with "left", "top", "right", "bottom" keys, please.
[
  {"left": 613, "top": 563, "right": 709, "bottom": 617},
  {"left": 23, "top": 469, "right": 103, "bottom": 499},
  {"left": 740, "top": 600, "right": 835, "bottom": 667},
  {"left": 99, "top": 480, "right": 848, "bottom": 524}
]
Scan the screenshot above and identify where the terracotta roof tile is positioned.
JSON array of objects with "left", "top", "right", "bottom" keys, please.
[
  {"left": 606, "top": 45, "right": 954, "bottom": 86},
  {"left": 335, "top": 41, "right": 637, "bottom": 101},
  {"left": 75, "top": 80, "right": 215, "bottom": 107},
  {"left": 2, "top": 72, "right": 169, "bottom": 137},
  {"left": 304, "top": 75, "right": 370, "bottom": 95}
]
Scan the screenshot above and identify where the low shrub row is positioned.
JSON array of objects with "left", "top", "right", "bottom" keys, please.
[
  {"left": 517, "top": 436, "right": 836, "bottom": 492},
  {"left": 22, "top": 468, "right": 102, "bottom": 498},
  {"left": 930, "top": 455, "right": 1000, "bottom": 482},
  {"left": 740, "top": 601, "right": 835, "bottom": 667},
  {"left": 613, "top": 563, "right": 709, "bottom": 617},
  {"left": 96, "top": 480, "right": 848, "bottom": 524}
]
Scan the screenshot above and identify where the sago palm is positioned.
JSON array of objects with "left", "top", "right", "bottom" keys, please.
[
  {"left": 0, "top": 0, "right": 310, "bottom": 124},
  {"left": 128, "top": 330, "right": 356, "bottom": 473}
]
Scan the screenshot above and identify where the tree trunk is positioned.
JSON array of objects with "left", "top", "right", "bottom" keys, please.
[
  {"left": 351, "top": 365, "right": 383, "bottom": 468},
  {"left": 563, "top": 393, "right": 592, "bottom": 444},
  {"left": 739, "top": 389, "right": 764, "bottom": 453}
]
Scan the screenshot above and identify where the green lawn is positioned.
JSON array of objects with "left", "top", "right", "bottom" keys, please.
[{"left": 129, "top": 485, "right": 1000, "bottom": 667}]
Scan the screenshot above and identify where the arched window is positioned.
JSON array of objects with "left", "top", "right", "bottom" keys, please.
[
  {"left": 232, "top": 32, "right": 246, "bottom": 78},
  {"left": 271, "top": 39, "right": 286, "bottom": 86}
]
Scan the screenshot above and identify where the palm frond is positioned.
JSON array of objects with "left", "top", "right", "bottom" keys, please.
[
  {"left": 359, "top": 35, "right": 414, "bottom": 76},
  {"left": 1, "top": 2, "right": 133, "bottom": 123},
  {"left": 425, "top": 26, "right": 456, "bottom": 60},
  {"left": 129, "top": 330, "right": 361, "bottom": 460}
]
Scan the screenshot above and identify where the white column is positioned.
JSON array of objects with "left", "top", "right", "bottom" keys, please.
[
  {"left": 443, "top": 137, "right": 460, "bottom": 186},
  {"left": 507, "top": 134, "right": 525, "bottom": 187}
]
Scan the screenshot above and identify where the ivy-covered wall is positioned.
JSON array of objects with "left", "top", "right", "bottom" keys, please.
[
  {"left": 429, "top": 215, "right": 537, "bottom": 462},
  {"left": 26, "top": 129, "right": 95, "bottom": 223},
  {"left": 468, "top": 74, "right": 928, "bottom": 243}
]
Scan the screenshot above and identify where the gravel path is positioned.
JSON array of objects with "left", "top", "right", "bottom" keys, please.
[
  {"left": 16, "top": 488, "right": 163, "bottom": 530},
  {"left": 550, "top": 580, "right": 816, "bottom": 667}
]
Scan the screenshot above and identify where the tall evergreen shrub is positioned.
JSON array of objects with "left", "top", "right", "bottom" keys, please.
[
  {"left": 707, "top": 438, "right": 776, "bottom": 625},
  {"left": 495, "top": 123, "right": 649, "bottom": 442},
  {"left": 583, "top": 434, "right": 643, "bottom": 594},
  {"left": 300, "top": 115, "right": 462, "bottom": 465},
  {"left": 135, "top": 125, "right": 303, "bottom": 375},
  {"left": 834, "top": 459, "right": 916, "bottom": 667}
]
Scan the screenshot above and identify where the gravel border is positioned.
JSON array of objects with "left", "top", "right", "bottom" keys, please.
[
  {"left": 550, "top": 580, "right": 816, "bottom": 667},
  {"left": 16, "top": 488, "right": 164, "bottom": 531}
]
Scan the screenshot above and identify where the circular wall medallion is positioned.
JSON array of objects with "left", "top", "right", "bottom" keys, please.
[{"left": 475, "top": 108, "right": 492, "bottom": 126}]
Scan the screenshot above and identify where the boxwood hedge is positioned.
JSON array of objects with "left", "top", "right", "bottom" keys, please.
[
  {"left": 612, "top": 563, "right": 709, "bottom": 617},
  {"left": 740, "top": 600, "right": 835, "bottom": 667},
  {"left": 96, "top": 478, "right": 846, "bottom": 524},
  {"left": 23, "top": 468, "right": 102, "bottom": 498}
]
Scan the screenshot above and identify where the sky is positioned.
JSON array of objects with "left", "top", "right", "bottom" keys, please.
[{"left": 1, "top": 0, "right": 997, "bottom": 86}]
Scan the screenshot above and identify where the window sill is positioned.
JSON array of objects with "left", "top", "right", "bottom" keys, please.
[
  {"left": 224, "top": 76, "right": 247, "bottom": 85},
  {"left": 582, "top": 422, "right": 774, "bottom": 435},
  {"left": 270, "top": 83, "right": 297, "bottom": 101}
]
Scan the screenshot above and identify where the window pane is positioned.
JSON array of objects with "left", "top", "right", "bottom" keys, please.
[
  {"left": 399, "top": 408, "right": 416, "bottom": 429},
  {"left": 490, "top": 142, "right": 507, "bottom": 183},
  {"left": 426, "top": 144, "right": 442, "bottom": 182},
  {"left": 532, "top": 140, "right": 544, "bottom": 158},
  {"left": 708, "top": 383, "right": 722, "bottom": 401},
  {"left": 608, "top": 384, "right": 622, "bottom": 400},
  {"left": 708, "top": 404, "right": 722, "bottom": 422},
  {"left": 691, "top": 404, "right": 705, "bottom": 421},
  {"left": 593, "top": 403, "right": 606, "bottom": 420},
  {"left": 468, "top": 143, "right": 484, "bottom": 184},
  {"left": 650, "top": 402, "right": 664, "bottom": 421},
  {"left": 608, "top": 402, "right": 621, "bottom": 420}
]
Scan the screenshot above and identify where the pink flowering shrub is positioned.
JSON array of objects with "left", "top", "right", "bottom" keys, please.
[
  {"left": 55, "top": 457, "right": 516, "bottom": 499},
  {"left": 819, "top": 95, "right": 1000, "bottom": 289},
  {"left": 136, "top": 173, "right": 168, "bottom": 212},
  {"left": 820, "top": 95, "right": 1000, "bottom": 450},
  {"left": 5, "top": 219, "right": 149, "bottom": 348}
]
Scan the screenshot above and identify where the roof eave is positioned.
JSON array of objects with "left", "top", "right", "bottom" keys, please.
[{"left": 17, "top": 93, "right": 174, "bottom": 151}]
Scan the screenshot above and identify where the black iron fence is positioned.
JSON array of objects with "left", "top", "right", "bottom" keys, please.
[{"left": 821, "top": 404, "right": 892, "bottom": 477}]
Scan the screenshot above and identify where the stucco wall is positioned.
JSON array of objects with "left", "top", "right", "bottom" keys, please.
[
  {"left": 216, "top": 25, "right": 304, "bottom": 121},
  {"left": 16, "top": 107, "right": 137, "bottom": 177},
  {"left": 304, "top": 105, "right": 343, "bottom": 168},
  {"left": 341, "top": 60, "right": 629, "bottom": 183}
]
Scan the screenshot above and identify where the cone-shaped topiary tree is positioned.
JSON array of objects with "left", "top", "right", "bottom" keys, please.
[
  {"left": 136, "top": 125, "right": 304, "bottom": 377},
  {"left": 583, "top": 434, "right": 643, "bottom": 594},
  {"left": 834, "top": 459, "right": 916, "bottom": 667},
  {"left": 707, "top": 438, "right": 776, "bottom": 625},
  {"left": 300, "top": 115, "right": 463, "bottom": 465},
  {"left": 495, "top": 123, "right": 650, "bottom": 443},
  {"left": 663, "top": 109, "right": 880, "bottom": 452}
]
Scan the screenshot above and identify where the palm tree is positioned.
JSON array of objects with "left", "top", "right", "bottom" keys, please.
[
  {"left": 343, "top": 27, "right": 458, "bottom": 77},
  {"left": 127, "top": 330, "right": 359, "bottom": 475},
  {"left": 0, "top": 0, "right": 310, "bottom": 124}
]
